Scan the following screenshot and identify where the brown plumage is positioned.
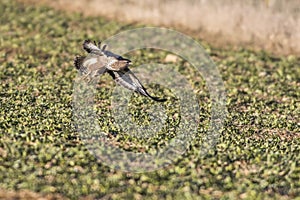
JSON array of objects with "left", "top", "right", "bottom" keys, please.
[{"left": 74, "top": 40, "right": 166, "bottom": 102}]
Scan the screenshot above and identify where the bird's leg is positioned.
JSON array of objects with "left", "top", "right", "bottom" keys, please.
[
  {"left": 81, "top": 74, "right": 90, "bottom": 83},
  {"left": 81, "top": 71, "right": 95, "bottom": 83}
]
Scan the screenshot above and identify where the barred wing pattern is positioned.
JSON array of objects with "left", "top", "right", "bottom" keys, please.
[{"left": 74, "top": 40, "right": 166, "bottom": 102}]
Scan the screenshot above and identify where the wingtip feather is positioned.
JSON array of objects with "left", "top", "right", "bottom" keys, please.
[
  {"left": 83, "top": 40, "right": 93, "bottom": 53},
  {"left": 151, "top": 97, "right": 167, "bottom": 102},
  {"left": 139, "top": 87, "right": 167, "bottom": 102}
]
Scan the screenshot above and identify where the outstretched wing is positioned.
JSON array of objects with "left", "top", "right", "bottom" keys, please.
[
  {"left": 83, "top": 40, "right": 104, "bottom": 55},
  {"left": 107, "top": 68, "right": 166, "bottom": 102}
]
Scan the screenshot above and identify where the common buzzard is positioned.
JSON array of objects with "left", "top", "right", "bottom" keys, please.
[{"left": 74, "top": 40, "right": 166, "bottom": 102}]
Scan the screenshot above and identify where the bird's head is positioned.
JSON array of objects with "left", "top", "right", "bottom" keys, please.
[{"left": 106, "top": 56, "right": 131, "bottom": 71}]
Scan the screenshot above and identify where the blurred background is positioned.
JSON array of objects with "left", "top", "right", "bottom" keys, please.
[
  {"left": 21, "top": 0, "right": 300, "bottom": 56},
  {"left": 1, "top": 0, "right": 299, "bottom": 199}
]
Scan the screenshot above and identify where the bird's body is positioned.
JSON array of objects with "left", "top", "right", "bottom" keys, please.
[{"left": 74, "top": 40, "right": 166, "bottom": 102}]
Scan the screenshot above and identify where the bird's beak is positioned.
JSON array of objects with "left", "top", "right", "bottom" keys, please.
[{"left": 124, "top": 58, "right": 131, "bottom": 65}]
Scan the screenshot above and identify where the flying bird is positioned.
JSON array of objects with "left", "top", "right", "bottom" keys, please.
[{"left": 74, "top": 40, "right": 166, "bottom": 102}]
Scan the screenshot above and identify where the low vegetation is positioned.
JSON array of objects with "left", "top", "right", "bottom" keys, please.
[{"left": 0, "top": 0, "right": 299, "bottom": 199}]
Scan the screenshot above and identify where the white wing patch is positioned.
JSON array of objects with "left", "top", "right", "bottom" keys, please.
[{"left": 75, "top": 40, "right": 166, "bottom": 102}]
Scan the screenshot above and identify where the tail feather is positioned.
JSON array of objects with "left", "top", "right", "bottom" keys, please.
[{"left": 74, "top": 55, "right": 85, "bottom": 70}]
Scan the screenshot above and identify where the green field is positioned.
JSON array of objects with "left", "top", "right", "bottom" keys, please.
[{"left": 0, "top": 0, "right": 299, "bottom": 199}]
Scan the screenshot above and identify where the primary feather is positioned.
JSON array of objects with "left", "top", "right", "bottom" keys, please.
[
  {"left": 74, "top": 40, "right": 166, "bottom": 102},
  {"left": 107, "top": 69, "right": 167, "bottom": 102}
]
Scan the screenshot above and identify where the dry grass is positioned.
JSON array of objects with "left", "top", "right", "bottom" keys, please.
[{"left": 19, "top": 0, "right": 300, "bottom": 56}]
